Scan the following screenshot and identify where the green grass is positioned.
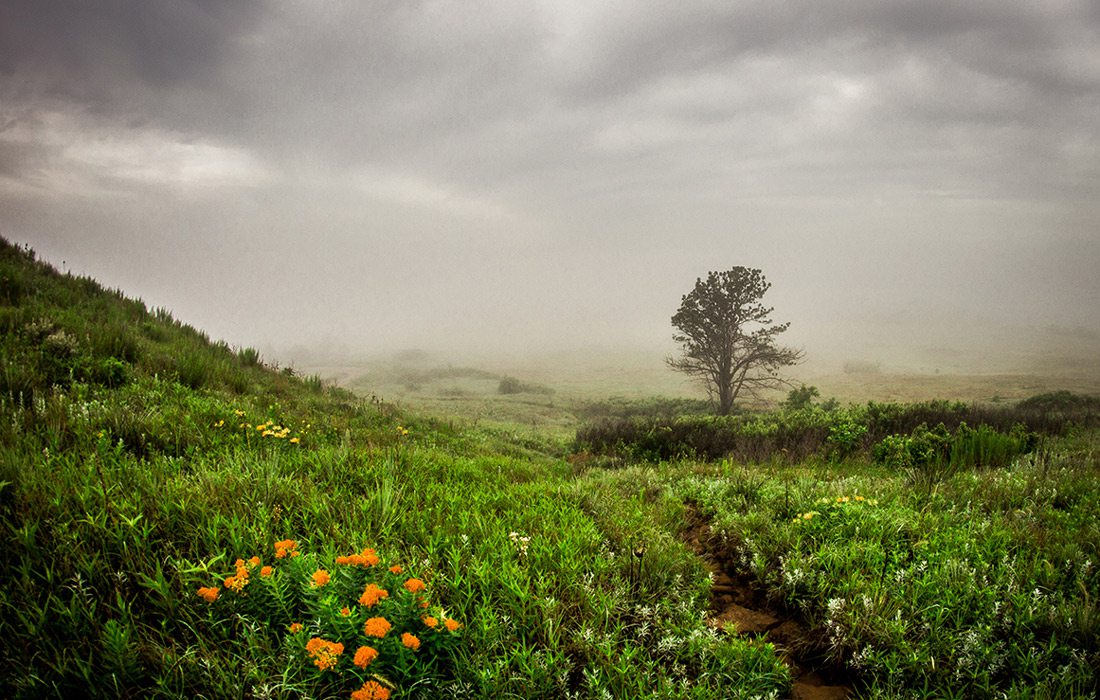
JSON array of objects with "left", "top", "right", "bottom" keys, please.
[{"left": 1, "top": 235, "right": 1098, "bottom": 699}]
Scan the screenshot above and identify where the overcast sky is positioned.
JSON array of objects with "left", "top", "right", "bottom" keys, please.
[{"left": 2, "top": 0, "right": 1098, "bottom": 371}]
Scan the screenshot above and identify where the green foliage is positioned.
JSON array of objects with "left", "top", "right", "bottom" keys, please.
[
  {"left": 578, "top": 401, "right": 1058, "bottom": 465},
  {"left": 1017, "top": 390, "right": 1100, "bottom": 419},
  {"left": 784, "top": 384, "right": 820, "bottom": 410},
  {"left": 873, "top": 422, "right": 1036, "bottom": 492},
  {"left": 238, "top": 346, "right": 263, "bottom": 367},
  {"left": 825, "top": 416, "right": 867, "bottom": 459}
]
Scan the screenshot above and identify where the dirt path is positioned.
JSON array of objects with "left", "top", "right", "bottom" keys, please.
[{"left": 681, "top": 507, "right": 855, "bottom": 700}]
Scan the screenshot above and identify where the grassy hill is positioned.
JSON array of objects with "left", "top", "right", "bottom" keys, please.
[{"left": 1, "top": 237, "right": 1098, "bottom": 699}]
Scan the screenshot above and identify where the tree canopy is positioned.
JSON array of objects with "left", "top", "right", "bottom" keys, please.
[{"left": 668, "top": 267, "right": 803, "bottom": 415}]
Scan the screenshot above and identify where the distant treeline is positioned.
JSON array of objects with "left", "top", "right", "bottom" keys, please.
[{"left": 574, "top": 393, "right": 1100, "bottom": 464}]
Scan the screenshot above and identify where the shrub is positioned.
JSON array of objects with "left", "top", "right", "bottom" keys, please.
[
  {"left": 497, "top": 376, "right": 553, "bottom": 395},
  {"left": 784, "top": 384, "right": 820, "bottom": 410}
]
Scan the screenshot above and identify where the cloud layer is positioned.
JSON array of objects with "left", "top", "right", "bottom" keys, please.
[{"left": 2, "top": 0, "right": 1098, "bottom": 367}]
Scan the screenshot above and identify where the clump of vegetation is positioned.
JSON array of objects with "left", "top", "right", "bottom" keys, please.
[
  {"left": 1017, "top": 390, "right": 1100, "bottom": 419},
  {"left": 576, "top": 396, "right": 713, "bottom": 421},
  {"left": 576, "top": 399, "right": 1070, "bottom": 465},
  {"left": 497, "top": 375, "right": 554, "bottom": 395},
  {"left": 873, "top": 422, "right": 1036, "bottom": 492}
]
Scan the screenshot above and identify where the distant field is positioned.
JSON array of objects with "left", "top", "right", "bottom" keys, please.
[{"left": 303, "top": 349, "right": 1100, "bottom": 434}]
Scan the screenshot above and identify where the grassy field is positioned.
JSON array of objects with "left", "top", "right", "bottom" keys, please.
[{"left": 2, "top": 236, "right": 1098, "bottom": 699}]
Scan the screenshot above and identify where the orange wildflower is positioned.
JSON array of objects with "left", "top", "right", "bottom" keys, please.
[
  {"left": 305, "top": 637, "right": 344, "bottom": 671},
  {"left": 340, "top": 606, "right": 351, "bottom": 617},
  {"left": 288, "top": 622, "right": 303, "bottom": 634},
  {"left": 336, "top": 547, "right": 381, "bottom": 567},
  {"left": 401, "top": 632, "right": 420, "bottom": 651},
  {"left": 363, "top": 617, "right": 392, "bottom": 638},
  {"left": 403, "top": 578, "right": 426, "bottom": 593},
  {"left": 389, "top": 565, "right": 403, "bottom": 574},
  {"left": 311, "top": 569, "right": 331, "bottom": 587},
  {"left": 351, "top": 680, "right": 390, "bottom": 700},
  {"left": 274, "top": 539, "right": 298, "bottom": 559},
  {"left": 422, "top": 616, "right": 438, "bottom": 628},
  {"left": 196, "top": 586, "right": 219, "bottom": 603},
  {"left": 260, "top": 565, "right": 274, "bottom": 577},
  {"left": 223, "top": 567, "right": 249, "bottom": 592},
  {"left": 249, "top": 556, "right": 261, "bottom": 567},
  {"left": 444, "top": 618, "right": 462, "bottom": 632},
  {"left": 352, "top": 645, "right": 378, "bottom": 668},
  {"left": 358, "top": 583, "right": 389, "bottom": 607}
]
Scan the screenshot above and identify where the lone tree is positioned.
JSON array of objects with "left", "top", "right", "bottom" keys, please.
[{"left": 668, "top": 267, "right": 803, "bottom": 415}]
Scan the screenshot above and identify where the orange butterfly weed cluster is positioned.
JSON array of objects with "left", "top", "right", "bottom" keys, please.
[
  {"left": 275, "top": 539, "right": 300, "bottom": 559},
  {"left": 353, "top": 645, "right": 379, "bottom": 668},
  {"left": 223, "top": 558, "right": 255, "bottom": 592},
  {"left": 358, "top": 583, "right": 389, "bottom": 607},
  {"left": 336, "top": 547, "right": 380, "bottom": 567},
  {"left": 306, "top": 637, "right": 344, "bottom": 671},
  {"left": 193, "top": 540, "right": 462, "bottom": 699},
  {"left": 351, "top": 680, "right": 390, "bottom": 700},
  {"left": 363, "top": 616, "right": 392, "bottom": 638}
]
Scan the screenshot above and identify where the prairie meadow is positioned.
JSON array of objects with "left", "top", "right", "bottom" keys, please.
[{"left": 1, "top": 238, "right": 1097, "bottom": 699}]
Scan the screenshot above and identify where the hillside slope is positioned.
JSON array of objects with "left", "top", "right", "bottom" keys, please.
[{"left": 0, "top": 239, "right": 787, "bottom": 699}]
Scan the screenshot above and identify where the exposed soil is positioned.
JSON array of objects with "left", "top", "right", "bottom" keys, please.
[{"left": 681, "top": 505, "right": 855, "bottom": 700}]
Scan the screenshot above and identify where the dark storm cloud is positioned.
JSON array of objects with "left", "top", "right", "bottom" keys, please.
[{"left": 0, "top": 1, "right": 265, "bottom": 110}]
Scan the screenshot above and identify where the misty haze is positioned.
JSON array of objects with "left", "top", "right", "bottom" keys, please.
[{"left": 2, "top": 2, "right": 1099, "bottom": 699}]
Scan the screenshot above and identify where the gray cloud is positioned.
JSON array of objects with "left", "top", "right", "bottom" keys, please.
[{"left": 1, "top": 0, "right": 1098, "bottom": 371}]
